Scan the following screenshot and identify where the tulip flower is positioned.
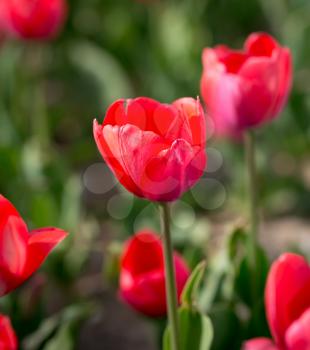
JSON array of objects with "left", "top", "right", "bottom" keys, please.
[
  {"left": 243, "top": 338, "right": 278, "bottom": 350},
  {"left": 200, "top": 32, "right": 292, "bottom": 138},
  {"left": 243, "top": 253, "right": 310, "bottom": 350},
  {"left": 0, "top": 314, "right": 17, "bottom": 350},
  {"left": 119, "top": 230, "right": 190, "bottom": 317},
  {"left": 93, "top": 97, "right": 207, "bottom": 202},
  {"left": 0, "top": 194, "right": 68, "bottom": 297},
  {"left": 0, "top": 0, "right": 67, "bottom": 40}
]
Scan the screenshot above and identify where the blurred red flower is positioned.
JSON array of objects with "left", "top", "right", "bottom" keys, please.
[
  {"left": 243, "top": 253, "right": 310, "bottom": 350},
  {"left": 0, "top": 2, "right": 7, "bottom": 43},
  {"left": 93, "top": 97, "right": 207, "bottom": 202},
  {"left": 0, "top": 0, "right": 67, "bottom": 40},
  {"left": 0, "top": 194, "right": 68, "bottom": 297},
  {"left": 244, "top": 338, "right": 277, "bottom": 350},
  {"left": 200, "top": 32, "right": 292, "bottom": 138},
  {"left": 119, "top": 230, "right": 190, "bottom": 317},
  {"left": 0, "top": 314, "right": 17, "bottom": 350}
]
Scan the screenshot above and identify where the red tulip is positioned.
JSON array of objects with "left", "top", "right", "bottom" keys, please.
[
  {"left": 0, "top": 0, "right": 67, "bottom": 40},
  {"left": 93, "top": 97, "right": 207, "bottom": 202},
  {"left": 243, "top": 338, "right": 278, "bottom": 350},
  {"left": 243, "top": 253, "right": 310, "bottom": 350},
  {"left": 0, "top": 314, "right": 17, "bottom": 350},
  {"left": 200, "top": 32, "right": 292, "bottom": 138},
  {"left": 0, "top": 194, "right": 68, "bottom": 297},
  {"left": 119, "top": 230, "right": 190, "bottom": 317}
]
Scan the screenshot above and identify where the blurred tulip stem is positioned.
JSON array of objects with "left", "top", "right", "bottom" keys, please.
[
  {"left": 245, "top": 131, "right": 259, "bottom": 270},
  {"left": 25, "top": 43, "right": 51, "bottom": 149},
  {"left": 160, "top": 203, "right": 180, "bottom": 350}
]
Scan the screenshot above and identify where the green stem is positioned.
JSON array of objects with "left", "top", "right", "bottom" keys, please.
[
  {"left": 160, "top": 203, "right": 180, "bottom": 350},
  {"left": 24, "top": 43, "right": 50, "bottom": 150},
  {"left": 245, "top": 131, "right": 259, "bottom": 274}
]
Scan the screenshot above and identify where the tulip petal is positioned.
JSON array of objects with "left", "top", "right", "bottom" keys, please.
[
  {"left": 0, "top": 194, "right": 27, "bottom": 233},
  {"left": 286, "top": 307, "right": 310, "bottom": 350},
  {"left": 238, "top": 55, "right": 279, "bottom": 127},
  {"left": 0, "top": 315, "right": 18, "bottom": 350},
  {"left": 245, "top": 32, "right": 278, "bottom": 57},
  {"left": 110, "top": 97, "right": 193, "bottom": 144},
  {"left": 0, "top": 196, "right": 28, "bottom": 277},
  {"left": 121, "top": 255, "right": 189, "bottom": 318},
  {"left": 173, "top": 97, "right": 206, "bottom": 147},
  {"left": 103, "top": 98, "right": 156, "bottom": 131},
  {"left": 117, "top": 124, "right": 172, "bottom": 200},
  {"left": 5, "top": 0, "right": 67, "bottom": 39},
  {"left": 265, "top": 253, "right": 310, "bottom": 349},
  {"left": 269, "top": 48, "right": 292, "bottom": 118},
  {"left": 130, "top": 97, "right": 168, "bottom": 134},
  {"left": 126, "top": 97, "right": 194, "bottom": 142},
  {"left": 153, "top": 103, "right": 191, "bottom": 142},
  {"left": 94, "top": 120, "right": 143, "bottom": 197},
  {"left": 23, "top": 227, "right": 68, "bottom": 279},
  {"left": 214, "top": 45, "right": 248, "bottom": 73},
  {"left": 120, "top": 268, "right": 167, "bottom": 317},
  {"left": 119, "top": 231, "right": 190, "bottom": 317},
  {"left": 120, "top": 231, "right": 166, "bottom": 317},
  {"left": 0, "top": 196, "right": 68, "bottom": 297},
  {"left": 240, "top": 33, "right": 291, "bottom": 126},
  {"left": 103, "top": 97, "right": 174, "bottom": 136},
  {"left": 243, "top": 338, "right": 278, "bottom": 350},
  {"left": 121, "top": 231, "right": 164, "bottom": 278},
  {"left": 144, "top": 138, "right": 204, "bottom": 201},
  {"left": 0, "top": 216, "right": 28, "bottom": 278},
  {"left": 201, "top": 49, "right": 242, "bottom": 137},
  {"left": 101, "top": 99, "right": 127, "bottom": 126}
]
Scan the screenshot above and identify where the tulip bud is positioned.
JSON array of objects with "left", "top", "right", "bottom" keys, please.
[
  {"left": 119, "top": 230, "right": 190, "bottom": 317},
  {"left": 0, "top": 0, "right": 67, "bottom": 40}
]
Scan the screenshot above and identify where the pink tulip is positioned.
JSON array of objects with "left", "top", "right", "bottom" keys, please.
[
  {"left": 200, "top": 32, "right": 292, "bottom": 138},
  {"left": 243, "top": 253, "right": 310, "bottom": 350},
  {"left": 93, "top": 97, "right": 207, "bottom": 202}
]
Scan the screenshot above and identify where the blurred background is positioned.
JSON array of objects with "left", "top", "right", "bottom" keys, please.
[{"left": 0, "top": 0, "right": 309, "bottom": 349}]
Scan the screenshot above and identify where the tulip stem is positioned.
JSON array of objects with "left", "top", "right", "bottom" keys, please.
[
  {"left": 160, "top": 203, "right": 180, "bottom": 350},
  {"left": 245, "top": 131, "right": 259, "bottom": 272}
]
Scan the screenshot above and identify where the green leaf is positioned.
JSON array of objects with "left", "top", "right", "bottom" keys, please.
[
  {"left": 43, "top": 324, "right": 73, "bottom": 350},
  {"left": 235, "top": 242, "right": 269, "bottom": 306},
  {"left": 209, "top": 303, "right": 241, "bottom": 350},
  {"left": 163, "top": 308, "right": 213, "bottom": 350},
  {"left": 23, "top": 303, "right": 93, "bottom": 350},
  {"left": 227, "top": 227, "right": 247, "bottom": 261},
  {"left": 23, "top": 316, "right": 59, "bottom": 350},
  {"left": 198, "top": 251, "right": 228, "bottom": 312},
  {"left": 181, "top": 261, "right": 206, "bottom": 308},
  {"left": 69, "top": 41, "right": 133, "bottom": 104}
]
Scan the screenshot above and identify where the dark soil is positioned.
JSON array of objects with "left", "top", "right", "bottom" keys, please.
[{"left": 77, "top": 293, "right": 158, "bottom": 350}]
